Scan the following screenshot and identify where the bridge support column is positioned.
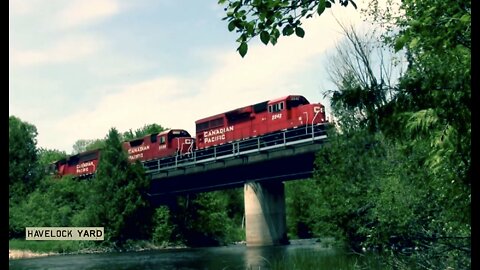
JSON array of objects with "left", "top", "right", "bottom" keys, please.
[{"left": 244, "top": 181, "right": 289, "bottom": 246}]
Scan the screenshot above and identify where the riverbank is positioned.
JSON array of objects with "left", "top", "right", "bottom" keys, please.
[
  {"left": 9, "top": 239, "right": 186, "bottom": 260},
  {"left": 9, "top": 249, "right": 57, "bottom": 260}
]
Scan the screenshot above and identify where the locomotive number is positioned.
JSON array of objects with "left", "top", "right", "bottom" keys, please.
[
  {"left": 159, "top": 145, "right": 167, "bottom": 150},
  {"left": 272, "top": 113, "right": 282, "bottom": 120}
]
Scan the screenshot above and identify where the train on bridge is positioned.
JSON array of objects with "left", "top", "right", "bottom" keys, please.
[{"left": 52, "top": 95, "right": 328, "bottom": 178}]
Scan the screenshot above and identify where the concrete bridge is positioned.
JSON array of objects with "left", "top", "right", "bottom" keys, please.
[{"left": 143, "top": 124, "right": 328, "bottom": 247}]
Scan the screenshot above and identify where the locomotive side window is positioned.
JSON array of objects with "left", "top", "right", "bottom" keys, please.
[
  {"left": 210, "top": 118, "right": 224, "bottom": 128},
  {"left": 196, "top": 118, "right": 223, "bottom": 132},
  {"left": 197, "top": 122, "right": 209, "bottom": 132},
  {"left": 269, "top": 102, "right": 284, "bottom": 113},
  {"left": 150, "top": 133, "right": 158, "bottom": 143},
  {"left": 160, "top": 136, "right": 166, "bottom": 144},
  {"left": 130, "top": 138, "right": 144, "bottom": 147}
]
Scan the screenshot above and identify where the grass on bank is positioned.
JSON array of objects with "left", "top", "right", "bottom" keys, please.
[
  {"left": 9, "top": 239, "right": 102, "bottom": 254},
  {"left": 9, "top": 239, "right": 184, "bottom": 255}
]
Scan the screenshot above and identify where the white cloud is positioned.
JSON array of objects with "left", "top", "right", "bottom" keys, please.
[
  {"left": 28, "top": 2, "right": 375, "bottom": 153},
  {"left": 44, "top": 7, "right": 365, "bottom": 153},
  {"left": 56, "top": 0, "right": 120, "bottom": 30},
  {"left": 12, "top": 35, "right": 104, "bottom": 67},
  {"left": 9, "top": 0, "right": 44, "bottom": 15}
]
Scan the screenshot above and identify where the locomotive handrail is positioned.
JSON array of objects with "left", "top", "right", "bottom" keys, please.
[{"left": 142, "top": 123, "right": 328, "bottom": 174}]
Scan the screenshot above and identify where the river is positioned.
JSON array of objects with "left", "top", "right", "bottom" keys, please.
[{"left": 9, "top": 239, "right": 386, "bottom": 270}]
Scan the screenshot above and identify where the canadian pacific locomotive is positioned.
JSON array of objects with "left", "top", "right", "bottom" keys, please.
[{"left": 53, "top": 95, "right": 327, "bottom": 178}]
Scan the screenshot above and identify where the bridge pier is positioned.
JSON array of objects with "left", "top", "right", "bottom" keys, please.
[{"left": 244, "top": 181, "right": 289, "bottom": 246}]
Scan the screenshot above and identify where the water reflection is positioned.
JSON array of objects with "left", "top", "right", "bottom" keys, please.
[{"left": 244, "top": 246, "right": 273, "bottom": 269}]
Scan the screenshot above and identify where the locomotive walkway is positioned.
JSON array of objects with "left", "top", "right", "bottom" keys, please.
[{"left": 142, "top": 124, "right": 329, "bottom": 247}]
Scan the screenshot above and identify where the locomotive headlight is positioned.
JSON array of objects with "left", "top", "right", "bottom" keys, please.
[
  {"left": 314, "top": 107, "right": 321, "bottom": 113},
  {"left": 185, "top": 139, "right": 192, "bottom": 144}
]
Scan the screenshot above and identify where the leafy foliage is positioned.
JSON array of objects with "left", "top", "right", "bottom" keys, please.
[
  {"left": 172, "top": 190, "right": 244, "bottom": 246},
  {"left": 84, "top": 128, "right": 150, "bottom": 244},
  {"left": 37, "top": 148, "right": 68, "bottom": 177},
  {"left": 72, "top": 139, "right": 106, "bottom": 154},
  {"left": 122, "top": 123, "right": 166, "bottom": 141},
  {"left": 9, "top": 116, "right": 40, "bottom": 201},
  {"left": 286, "top": 1, "right": 470, "bottom": 268},
  {"left": 151, "top": 206, "right": 174, "bottom": 245},
  {"left": 218, "top": 0, "right": 357, "bottom": 57},
  {"left": 9, "top": 176, "right": 90, "bottom": 238}
]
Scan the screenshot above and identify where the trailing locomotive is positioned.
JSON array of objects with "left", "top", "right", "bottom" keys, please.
[
  {"left": 53, "top": 129, "right": 194, "bottom": 178},
  {"left": 52, "top": 149, "right": 100, "bottom": 179},
  {"left": 53, "top": 95, "right": 327, "bottom": 178}
]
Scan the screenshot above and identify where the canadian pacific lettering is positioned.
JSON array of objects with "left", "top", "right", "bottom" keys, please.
[
  {"left": 128, "top": 145, "right": 150, "bottom": 160},
  {"left": 204, "top": 126, "right": 234, "bottom": 143},
  {"left": 128, "top": 153, "right": 143, "bottom": 160},
  {"left": 76, "top": 161, "right": 94, "bottom": 174},
  {"left": 128, "top": 145, "right": 150, "bottom": 154}
]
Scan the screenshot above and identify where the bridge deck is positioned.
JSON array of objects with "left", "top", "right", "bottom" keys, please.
[{"left": 143, "top": 123, "right": 328, "bottom": 175}]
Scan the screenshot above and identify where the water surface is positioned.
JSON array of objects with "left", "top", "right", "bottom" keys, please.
[{"left": 9, "top": 239, "right": 383, "bottom": 270}]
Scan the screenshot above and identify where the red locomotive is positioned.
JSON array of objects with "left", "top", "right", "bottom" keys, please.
[
  {"left": 53, "top": 129, "right": 194, "bottom": 178},
  {"left": 53, "top": 95, "right": 327, "bottom": 178},
  {"left": 195, "top": 95, "right": 326, "bottom": 149},
  {"left": 123, "top": 129, "right": 194, "bottom": 162},
  {"left": 52, "top": 149, "right": 100, "bottom": 179}
]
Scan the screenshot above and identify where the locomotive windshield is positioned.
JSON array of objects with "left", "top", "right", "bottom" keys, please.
[
  {"left": 286, "top": 96, "right": 309, "bottom": 109},
  {"left": 168, "top": 130, "right": 191, "bottom": 141}
]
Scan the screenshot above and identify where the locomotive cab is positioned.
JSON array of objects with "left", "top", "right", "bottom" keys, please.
[
  {"left": 267, "top": 95, "right": 326, "bottom": 131},
  {"left": 124, "top": 129, "right": 195, "bottom": 162}
]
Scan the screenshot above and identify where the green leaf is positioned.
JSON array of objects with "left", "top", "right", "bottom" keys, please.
[
  {"left": 238, "top": 42, "right": 248, "bottom": 57},
  {"left": 394, "top": 35, "right": 407, "bottom": 52},
  {"left": 325, "top": 1, "right": 332, "bottom": 8},
  {"left": 270, "top": 36, "right": 277, "bottom": 45},
  {"left": 349, "top": 0, "right": 357, "bottom": 9},
  {"left": 460, "top": 14, "right": 470, "bottom": 23},
  {"left": 228, "top": 21, "right": 236, "bottom": 32},
  {"left": 409, "top": 37, "right": 419, "bottom": 49},
  {"left": 246, "top": 21, "right": 255, "bottom": 35},
  {"left": 282, "top": 25, "right": 294, "bottom": 36},
  {"left": 317, "top": 0, "right": 326, "bottom": 15},
  {"left": 260, "top": 31, "right": 270, "bottom": 45},
  {"left": 295, "top": 27, "right": 305, "bottom": 38}
]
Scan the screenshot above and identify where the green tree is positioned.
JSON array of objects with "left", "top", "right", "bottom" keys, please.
[
  {"left": 9, "top": 175, "right": 90, "bottom": 238},
  {"left": 218, "top": 0, "right": 357, "bottom": 57},
  {"left": 325, "top": 22, "right": 404, "bottom": 132},
  {"left": 72, "top": 139, "right": 106, "bottom": 154},
  {"left": 122, "top": 123, "right": 166, "bottom": 141},
  {"left": 37, "top": 148, "right": 68, "bottom": 176},
  {"left": 9, "top": 116, "right": 39, "bottom": 200},
  {"left": 301, "top": 0, "right": 471, "bottom": 267},
  {"left": 172, "top": 190, "right": 244, "bottom": 246},
  {"left": 151, "top": 206, "right": 174, "bottom": 246},
  {"left": 85, "top": 128, "right": 150, "bottom": 245}
]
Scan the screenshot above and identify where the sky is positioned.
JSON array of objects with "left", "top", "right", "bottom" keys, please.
[{"left": 10, "top": 0, "right": 372, "bottom": 154}]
